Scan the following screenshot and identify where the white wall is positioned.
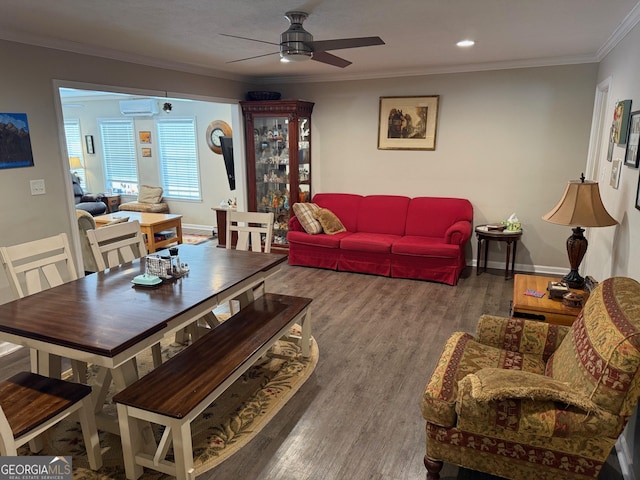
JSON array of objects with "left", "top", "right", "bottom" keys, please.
[
  {"left": 0, "top": 39, "right": 254, "bottom": 304},
  {"left": 274, "top": 64, "right": 599, "bottom": 271},
  {"left": 63, "top": 96, "right": 236, "bottom": 228}
]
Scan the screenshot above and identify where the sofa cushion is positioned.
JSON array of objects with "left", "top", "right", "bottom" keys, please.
[
  {"left": 287, "top": 230, "right": 351, "bottom": 248},
  {"left": 340, "top": 232, "right": 400, "bottom": 253},
  {"left": 138, "top": 185, "right": 164, "bottom": 204},
  {"left": 405, "top": 197, "right": 473, "bottom": 237},
  {"left": 392, "top": 236, "right": 461, "bottom": 258},
  {"left": 313, "top": 208, "right": 346, "bottom": 234},
  {"left": 313, "top": 193, "right": 363, "bottom": 232},
  {"left": 356, "top": 195, "right": 410, "bottom": 235},
  {"left": 292, "top": 202, "right": 322, "bottom": 234},
  {"left": 545, "top": 277, "right": 640, "bottom": 416}
]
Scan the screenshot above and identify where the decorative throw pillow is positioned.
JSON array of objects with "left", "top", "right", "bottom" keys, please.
[
  {"left": 138, "top": 185, "right": 163, "bottom": 204},
  {"left": 292, "top": 202, "right": 323, "bottom": 234},
  {"left": 313, "top": 208, "right": 346, "bottom": 235}
]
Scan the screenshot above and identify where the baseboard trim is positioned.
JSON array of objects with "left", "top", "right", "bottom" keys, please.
[{"left": 182, "top": 223, "right": 215, "bottom": 236}]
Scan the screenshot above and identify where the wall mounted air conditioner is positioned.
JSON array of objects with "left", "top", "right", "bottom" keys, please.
[{"left": 119, "top": 99, "right": 159, "bottom": 116}]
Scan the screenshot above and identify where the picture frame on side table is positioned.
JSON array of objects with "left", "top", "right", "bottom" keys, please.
[
  {"left": 625, "top": 111, "right": 640, "bottom": 168},
  {"left": 378, "top": 95, "right": 439, "bottom": 150}
]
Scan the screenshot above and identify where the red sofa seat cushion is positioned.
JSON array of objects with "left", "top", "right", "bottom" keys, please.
[
  {"left": 356, "top": 195, "right": 410, "bottom": 235},
  {"left": 287, "top": 230, "right": 352, "bottom": 248},
  {"left": 392, "top": 236, "right": 461, "bottom": 258},
  {"left": 340, "top": 232, "right": 401, "bottom": 253}
]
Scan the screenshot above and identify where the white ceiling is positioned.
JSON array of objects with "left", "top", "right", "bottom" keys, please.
[{"left": 2, "top": 0, "right": 640, "bottom": 84}]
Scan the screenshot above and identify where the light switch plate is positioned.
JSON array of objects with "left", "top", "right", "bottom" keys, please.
[{"left": 30, "top": 179, "right": 46, "bottom": 195}]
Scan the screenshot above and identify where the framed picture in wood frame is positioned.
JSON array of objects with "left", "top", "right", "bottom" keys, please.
[
  {"left": 624, "top": 110, "right": 640, "bottom": 168},
  {"left": 377, "top": 95, "right": 439, "bottom": 150}
]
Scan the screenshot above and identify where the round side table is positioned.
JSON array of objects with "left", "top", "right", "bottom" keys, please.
[{"left": 475, "top": 225, "right": 523, "bottom": 280}]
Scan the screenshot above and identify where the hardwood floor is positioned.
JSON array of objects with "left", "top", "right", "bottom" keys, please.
[{"left": 0, "top": 264, "right": 623, "bottom": 479}]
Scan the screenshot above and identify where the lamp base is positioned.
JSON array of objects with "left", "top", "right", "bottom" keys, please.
[{"left": 562, "top": 270, "right": 584, "bottom": 289}]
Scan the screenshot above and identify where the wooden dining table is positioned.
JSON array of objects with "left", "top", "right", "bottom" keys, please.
[{"left": 0, "top": 244, "right": 287, "bottom": 436}]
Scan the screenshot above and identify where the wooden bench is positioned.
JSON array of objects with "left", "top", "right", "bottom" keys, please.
[{"left": 113, "top": 293, "right": 312, "bottom": 480}]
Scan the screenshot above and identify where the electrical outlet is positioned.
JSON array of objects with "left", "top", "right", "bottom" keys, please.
[{"left": 30, "top": 179, "right": 46, "bottom": 195}]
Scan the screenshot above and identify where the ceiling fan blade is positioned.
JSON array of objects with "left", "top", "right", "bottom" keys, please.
[
  {"left": 226, "top": 51, "right": 280, "bottom": 64},
  {"left": 311, "top": 50, "right": 352, "bottom": 68},
  {"left": 220, "top": 33, "right": 280, "bottom": 47},
  {"left": 310, "top": 36, "right": 384, "bottom": 52}
]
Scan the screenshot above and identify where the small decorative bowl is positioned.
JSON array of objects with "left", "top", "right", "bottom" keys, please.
[
  {"left": 246, "top": 91, "right": 281, "bottom": 101},
  {"left": 562, "top": 292, "right": 585, "bottom": 308}
]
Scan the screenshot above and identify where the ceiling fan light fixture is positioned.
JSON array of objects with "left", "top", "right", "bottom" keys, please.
[{"left": 280, "top": 51, "right": 313, "bottom": 63}]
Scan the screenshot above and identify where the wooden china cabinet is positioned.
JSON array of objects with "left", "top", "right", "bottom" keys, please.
[{"left": 241, "top": 99, "right": 314, "bottom": 251}]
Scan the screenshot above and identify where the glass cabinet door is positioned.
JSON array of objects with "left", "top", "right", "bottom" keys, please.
[
  {"left": 253, "top": 115, "right": 290, "bottom": 244},
  {"left": 297, "top": 116, "right": 311, "bottom": 204}
]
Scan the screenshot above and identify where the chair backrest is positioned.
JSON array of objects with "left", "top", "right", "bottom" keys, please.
[
  {"left": 86, "top": 220, "right": 147, "bottom": 271},
  {"left": 0, "top": 233, "right": 78, "bottom": 298},
  {"left": 226, "top": 211, "right": 274, "bottom": 253},
  {"left": 546, "top": 277, "right": 640, "bottom": 418}
]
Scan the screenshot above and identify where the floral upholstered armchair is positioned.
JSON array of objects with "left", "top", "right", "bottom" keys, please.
[{"left": 421, "top": 277, "right": 640, "bottom": 480}]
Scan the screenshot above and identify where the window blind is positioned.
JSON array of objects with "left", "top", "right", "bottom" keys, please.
[
  {"left": 157, "top": 118, "right": 201, "bottom": 200},
  {"left": 99, "top": 119, "right": 138, "bottom": 194},
  {"left": 64, "top": 119, "right": 86, "bottom": 188}
]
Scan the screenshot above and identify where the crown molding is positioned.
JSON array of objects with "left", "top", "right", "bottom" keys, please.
[{"left": 597, "top": 1, "right": 640, "bottom": 60}]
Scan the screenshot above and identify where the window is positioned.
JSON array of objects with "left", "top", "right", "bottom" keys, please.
[
  {"left": 64, "top": 119, "right": 86, "bottom": 188},
  {"left": 157, "top": 118, "right": 201, "bottom": 200},
  {"left": 99, "top": 119, "right": 138, "bottom": 194}
]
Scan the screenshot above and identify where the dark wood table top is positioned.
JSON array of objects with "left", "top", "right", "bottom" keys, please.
[{"left": 0, "top": 245, "right": 287, "bottom": 359}]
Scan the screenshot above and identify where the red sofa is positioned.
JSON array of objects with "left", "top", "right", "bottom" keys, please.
[{"left": 287, "top": 193, "right": 473, "bottom": 285}]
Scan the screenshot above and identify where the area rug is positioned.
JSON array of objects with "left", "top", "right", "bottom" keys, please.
[
  {"left": 20, "top": 326, "right": 318, "bottom": 479},
  {"left": 182, "top": 233, "right": 214, "bottom": 245}
]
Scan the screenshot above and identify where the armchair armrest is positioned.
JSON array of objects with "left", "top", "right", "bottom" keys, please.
[
  {"left": 476, "top": 315, "right": 570, "bottom": 362},
  {"left": 444, "top": 220, "right": 471, "bottom": 245},
  {"left": 81, "top": 193, "right": 105, "bottom": 203},
  {"left": 456, "top": 368, "right": 623, "bottom": 438}
]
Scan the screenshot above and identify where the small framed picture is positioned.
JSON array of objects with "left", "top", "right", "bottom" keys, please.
[
  {"left": 85, "top": 135, "right": 95, "bottom": 154},
  {"left": 624, "top": 111, "right": 640, "bottom": 168},
  {"left": 610, "top": 159, "right": 622, "bottom": 189},
  {"left": 378, "top": 95, "right": 439, "bottom": 150},
  {"left": 139, "top": 131, "right": 151, "bottom": 144},
  {"left": 142, "top": 147, "right": 152, "bottom": 157}
]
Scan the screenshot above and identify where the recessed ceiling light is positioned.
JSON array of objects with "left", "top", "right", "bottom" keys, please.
[{"left": 457, "top": 40, "right": 475, "bottom": 48}]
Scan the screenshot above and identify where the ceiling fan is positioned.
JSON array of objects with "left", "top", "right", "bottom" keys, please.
[{"left": 222, "top": 11, "right": 384, "bottom": 68}]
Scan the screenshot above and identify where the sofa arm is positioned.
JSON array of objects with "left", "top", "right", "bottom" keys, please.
[
  {"left": 476, "top": 315, "right": 569, "bottom": 362},
  {"left": 444, "top": 220, "right": 471, "bottom": 245},
  {"left": 456, "top": 368, "right": 623, "bottom": 438}
]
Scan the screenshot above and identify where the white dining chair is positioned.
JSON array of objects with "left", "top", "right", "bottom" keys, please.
[
  {"left": 86, "top": 220, "right": 163, "bottom": 368},
  {"left": 0, "top": 233, "right": 87, "bottom": 382},
  {"left": 86, "top": 219, "right": 147, "bottom": 271},
  {"left": 0, "top": 371, "right": 102, "bottom": 470},
  {"left": 226, "top": 210, "right": 275, "bottom": 313}
]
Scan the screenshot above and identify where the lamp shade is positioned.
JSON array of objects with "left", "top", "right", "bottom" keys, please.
[
  {"left": 542, "top": 180, "right": 617, "bottom": 227},
  {"left": 69, "top": 156, "right": 83, "bottom": 170}
]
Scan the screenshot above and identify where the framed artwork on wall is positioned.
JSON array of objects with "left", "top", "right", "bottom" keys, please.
[
  {"left": 636, "top": 172, "right": 640, "bottom": 211},
  {"left": 377, "top": 95, "right": 439, "bottom": 150},
  {"left": 624, "top": 111, "right": 640, "bottom": 168},
  {"left": 0, "top": 113, "right": 34, "bottom": 169},
  {"left": 610, "top": 159, "right": 622, "bottom": 189},
  {"left": 612, "top": 99, "right": 632, "bottom": 145},
  {"left": 85, "top": 135, "right": 95, "bottom": 154}
]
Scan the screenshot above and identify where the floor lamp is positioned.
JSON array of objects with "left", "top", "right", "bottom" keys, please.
[{"left": 542, "top": 174, "right": 617, "bottom": 289}]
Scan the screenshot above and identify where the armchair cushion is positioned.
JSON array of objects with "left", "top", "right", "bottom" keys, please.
[{"left": 137, "top": 185, "right": 164, "bottom": 204}]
